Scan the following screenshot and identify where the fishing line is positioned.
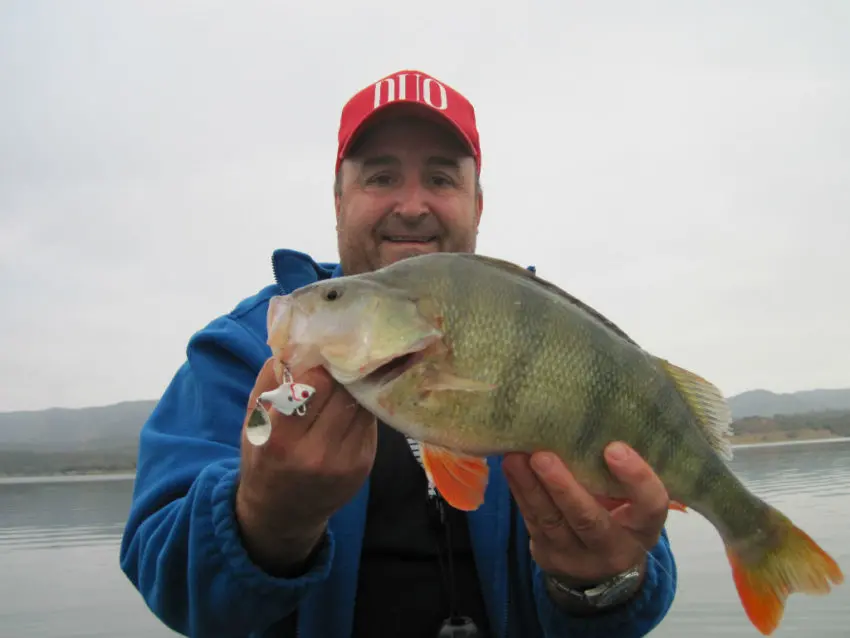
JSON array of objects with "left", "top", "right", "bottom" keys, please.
[
  {"left": 409, "top": 437, "right": 479, "bottom": 637},
  {"left": 632, "top": 535, "right": 675, "bottom": 584},
  {"left": 431, "top": 495, "right": 459, "bottom": 618},
  {"left": 429, "top": 493, "right": 480, "bottom": 638}
]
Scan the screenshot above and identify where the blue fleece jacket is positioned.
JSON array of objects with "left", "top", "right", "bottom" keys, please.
[{"left": 119, "top": 248, "right": 678, "bottom": 638}]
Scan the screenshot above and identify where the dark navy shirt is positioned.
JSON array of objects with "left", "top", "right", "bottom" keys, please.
[{"left": 351, "top": 422, "right": 491, "bottom": 637}]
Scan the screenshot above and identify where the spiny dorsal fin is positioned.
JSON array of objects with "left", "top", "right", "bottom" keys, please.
[
  {"left": 657, "top": 358, "right": 734, "bottom": 461},
  {"left": 452, "top": 253, "right": 640, "bottom": 347}
]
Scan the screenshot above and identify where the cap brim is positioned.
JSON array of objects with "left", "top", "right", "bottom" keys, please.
[{"left": 339, "top": 101, "right": 477, "bottom": 163}]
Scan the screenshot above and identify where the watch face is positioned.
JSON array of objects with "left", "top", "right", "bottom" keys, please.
[
  {"left": 588, "top": 569, "right": 641, "bottom": 607},
  {"left": 595, "top": 584, "right": 629, "bottom": 607}
]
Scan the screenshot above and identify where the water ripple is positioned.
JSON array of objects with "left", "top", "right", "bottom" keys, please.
[
  {"left": 0, "top": 440, "right": 847, "bottom": 638},
  {"left": 729, "top": 438, "right": 850, "bottom": 503},
  {"left": 0, "top": 524, "right": 124, "bottom": 550}
]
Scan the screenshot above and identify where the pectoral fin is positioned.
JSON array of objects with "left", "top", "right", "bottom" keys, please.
[
  {"left": 422, "top": 370, "right": 497, "bottom": 394},
  {"left": 420, "top": 442, "right": 490, "bottom": 511}
]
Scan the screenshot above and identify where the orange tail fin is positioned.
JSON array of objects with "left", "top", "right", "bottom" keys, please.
[{"left": 725, "top": 513, "right": 844, "bottom": 635}]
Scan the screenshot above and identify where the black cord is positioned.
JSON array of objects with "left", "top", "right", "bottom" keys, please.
[
  {"left": 440, "top": 496, "right": 460, "bottom": 620},
  {"left": 431, "top": 494, "right": 459, "bottom": 619},
  {"left": 432, "top": 494, "right": 483, "bottom": 638}
]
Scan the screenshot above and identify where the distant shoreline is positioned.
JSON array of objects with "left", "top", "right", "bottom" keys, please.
[
  {"left": 0, "top": 468, "right": 137, "bottom": 479},
  {"left": 1, "top": 432, "right": 848, "bottom": 480},
  {"left": 728, "top": 427, "right": 843, "bottom": 445}
]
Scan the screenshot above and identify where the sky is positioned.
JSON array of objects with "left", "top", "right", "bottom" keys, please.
[{"left": 1, "top": 1, "right": 848, "bottom": 412}]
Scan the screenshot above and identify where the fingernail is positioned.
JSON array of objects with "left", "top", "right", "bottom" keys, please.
[
  {"left": 607, "top": 442, "right": 630, "bottom": 462},
  {"left": 531, "top": 453, "right": 553, "bottom": 473}
]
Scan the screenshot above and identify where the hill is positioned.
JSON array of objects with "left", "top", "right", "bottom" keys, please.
[
  {"left": 728, "top": 388, "right": 850, "bottom": 419},
  {"left": 0, "top": 384, "right": 848, "bottom": 477},
  {"left": 0, "top": 400, "right": 156, "bottom": 476}
]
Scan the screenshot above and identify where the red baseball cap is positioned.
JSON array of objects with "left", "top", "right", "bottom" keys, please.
[{"left": 335, "top": 69, "right": 481, "bottom": 175}]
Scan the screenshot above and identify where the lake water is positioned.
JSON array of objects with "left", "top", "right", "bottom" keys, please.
[{"left": 1, "top": 438, "right": 848, "bottom": 637}]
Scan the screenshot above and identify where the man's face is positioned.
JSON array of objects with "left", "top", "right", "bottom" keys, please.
[{"left": 334, "top": 112, "right": 482, "bottom": 276}]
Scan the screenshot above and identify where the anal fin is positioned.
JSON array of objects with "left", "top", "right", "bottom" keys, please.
[
  {"left": 420, "top": 442, "right": 489, "bottom": 511},
  {"left": 597, "top": 495, "right": 689, "bottom": 513},
  {"left": 668, "top": 500, "right": 689, "bottom": 513}
]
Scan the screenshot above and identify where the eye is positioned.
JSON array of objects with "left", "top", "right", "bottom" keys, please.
[
  {"left": 323, "top": 287, "right": 342, "bottom": 301},
  {"left": 429, "top": 173, "right": 455, "bottom": 187},
  {"left": 365, "top": 172, "right": 395, "bottom": 186}
]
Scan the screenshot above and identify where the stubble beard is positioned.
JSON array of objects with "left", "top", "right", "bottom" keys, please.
[{"left": 337, "top": 229, "right": 478, "bottom": 276}]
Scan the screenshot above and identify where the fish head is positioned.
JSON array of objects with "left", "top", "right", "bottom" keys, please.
[{"left": 266, "top": 277, "right": 444, "bottom": 385}]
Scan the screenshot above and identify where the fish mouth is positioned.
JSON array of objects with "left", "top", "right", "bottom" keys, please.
[{"left": 361, "top": 349, "right": 426, "bottom": 386}]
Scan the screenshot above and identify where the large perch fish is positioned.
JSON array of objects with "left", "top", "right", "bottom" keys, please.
[{"left": 257, "top": 251, "right": 843, "bottom": 635}]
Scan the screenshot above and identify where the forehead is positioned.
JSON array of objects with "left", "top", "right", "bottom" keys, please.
[{"left": 346, "top": 111, "right": 472, "bottom": 164}]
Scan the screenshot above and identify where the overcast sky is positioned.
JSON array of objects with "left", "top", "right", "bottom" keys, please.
[{"left": 1, "top": 1, "right": 848, "bottom": 412}]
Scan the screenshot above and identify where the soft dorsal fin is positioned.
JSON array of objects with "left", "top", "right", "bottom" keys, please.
[
  {"left": 656, "top": 358, "right": 734, "bottom": 461},
  {"left": 453, "top": 253, "right": 640, "bottom": 347}
]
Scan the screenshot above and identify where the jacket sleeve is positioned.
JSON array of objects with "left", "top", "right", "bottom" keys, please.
[
  {"left": 118, "top": 316, "right": 336, "bottom": 637},
  {"left": 532, "top": 528, "right": 677, "bottom": 638}
]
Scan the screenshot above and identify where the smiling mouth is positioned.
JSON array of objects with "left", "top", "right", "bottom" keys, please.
[{"left": 383, "top": 236, "right": 439, "bottom": 243}]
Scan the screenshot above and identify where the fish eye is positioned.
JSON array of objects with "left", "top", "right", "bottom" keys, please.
[{"left": 323, "top": 288, "right": 342, "bottom": 302}]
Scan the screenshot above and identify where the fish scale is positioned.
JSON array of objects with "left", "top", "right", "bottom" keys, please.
[
  {"left": 388, "top": 256, "right": 707, "bottom": 500},
  {"left": 263, "top": 250, "right": 844, "bottom": 636}
]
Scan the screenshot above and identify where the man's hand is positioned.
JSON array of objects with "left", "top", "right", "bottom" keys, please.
[
  {"left": 502, "top": 442, "right": 670, "bottom": 589},
  {"left": 235, "top": 357, "right": 378, "bottom": 577}
]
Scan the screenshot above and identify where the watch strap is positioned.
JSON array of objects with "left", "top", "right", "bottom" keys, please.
[{"left": 547, "top": 564, "right": 643, "bottom": 610}]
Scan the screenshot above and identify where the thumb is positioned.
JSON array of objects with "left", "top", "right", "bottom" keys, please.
[{"left": 603, "top": 442, "right": 669, "bottom": 535}]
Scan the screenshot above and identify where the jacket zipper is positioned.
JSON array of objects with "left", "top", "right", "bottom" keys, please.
[{"left": 502, "top": 497, "right": 516, "bottom": 638}]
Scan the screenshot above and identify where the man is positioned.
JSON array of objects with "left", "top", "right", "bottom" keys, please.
[{"left": 119, "top": 69, "right": 678, "bottom": 638}]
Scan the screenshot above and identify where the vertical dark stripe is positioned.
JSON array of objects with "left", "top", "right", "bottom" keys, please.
[
  {"left": 647, "top": 429, "right": 678, "bottom": 479},
  {"left": 572, "top": 345, "right": 622, "bottom": 459},
  {"left": 690, "top": 456, "right": 720, "bottom": 503},
  {"left": 491, "top": 281, "right": 549, "bottom": 434},
  {"left": 638, "top": 383, "right": 683, "bottom": 478}
]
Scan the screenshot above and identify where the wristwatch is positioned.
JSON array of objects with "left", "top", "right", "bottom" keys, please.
[{"left": 546, "top": 564, "right": 643, "bottom": 610}]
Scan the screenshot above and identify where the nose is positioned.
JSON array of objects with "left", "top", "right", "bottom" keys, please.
[{"left": 393, "top": 176, "right": 430, "bottom": 220}]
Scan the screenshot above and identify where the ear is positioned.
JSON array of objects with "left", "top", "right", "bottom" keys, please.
[
  {"left": 334, "top": 163, "right": 348, "bottom": 222},
  {"left": 334, "top": 171, "right": 342, "bottom": 221},
  {"left": 475, "top": 190, "right": 484, "bottom": 225}
]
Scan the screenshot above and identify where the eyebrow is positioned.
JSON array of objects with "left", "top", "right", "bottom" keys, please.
[
  {"left": 426, "top": 156, "right": 461, "bottom": 170},
  {"left": 359, "top": 155, "right": 462, "bottom": 170}
]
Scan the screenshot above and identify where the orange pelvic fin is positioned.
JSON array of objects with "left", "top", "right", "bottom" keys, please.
[
  {"left": 420, "top": 442, "right": 489, "bottom": 511},
  {"left": 725, "top": 514, "right": 844, "bottom": 635}
]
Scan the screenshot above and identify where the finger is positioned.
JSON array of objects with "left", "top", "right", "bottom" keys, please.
[
  {"left": 333, "top": 402, "right": 375, "bottom": 454},
  {"left": 603, "top": 442, "right": 669, "bottom": 538},
  {"left": 502, "top": 454, "right": 548, "bottom": 530},
  {"left": 303, "top": 381, "right": 362, "bottom": 452},
  {"left": 503, "top": 453, "right": 576, "bottom": 541},
  {"left": 529, "top": 451, "right": 616, "bottom": 551},
  {"left": 338, "top": 408, "right": 378, "bottom": 465}
]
